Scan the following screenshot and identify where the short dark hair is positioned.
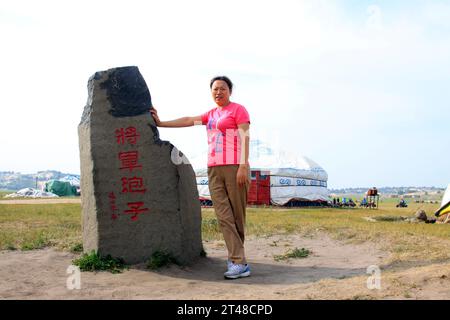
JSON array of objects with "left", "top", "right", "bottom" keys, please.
[{"left": 210, "top": 76, "right": 233, "bottom": 93}]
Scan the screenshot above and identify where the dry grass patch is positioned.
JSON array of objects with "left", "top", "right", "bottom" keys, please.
[{"left": 0, "top": 203, "right": 81, "bottom": 251}]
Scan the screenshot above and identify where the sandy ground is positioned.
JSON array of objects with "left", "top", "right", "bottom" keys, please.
[{"left": 2, "top": 232, "right": 448, "bottom": 300}]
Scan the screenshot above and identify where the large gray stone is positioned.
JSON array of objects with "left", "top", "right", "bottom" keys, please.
[{"left": 78, "top": 66, "right": 203, "bottom": 265}]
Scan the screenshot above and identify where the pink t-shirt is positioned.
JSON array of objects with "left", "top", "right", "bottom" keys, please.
[{"left": 201, "top": 102, "right": 250, "bottom": 167}]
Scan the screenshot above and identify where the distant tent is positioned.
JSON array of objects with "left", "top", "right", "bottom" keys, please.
[
  {"left": 5, "top": 188, "right": 59, "bottom": 198},
  {"left": 435, "top": 183, "right": 450, "bottom": 218},
  {"left": 59, "top": 175, "right": 81, "bottom": 195},
  {"left": 193, "top": 139, "right": 329, "bottom": 206},
  {"left": 59, "top": 175, "right": 80, "bottom": 187},
  {"left": 45, "top": 180, "right": 77, "bottom": 196}
]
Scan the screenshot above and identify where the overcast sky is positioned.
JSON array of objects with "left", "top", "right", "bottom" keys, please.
[{"left": 1, "top": 0, "right": 449, "bottom": 188}]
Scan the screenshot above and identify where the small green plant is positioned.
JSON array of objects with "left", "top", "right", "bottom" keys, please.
[
  {"left": 21, "top": 232, "right": 50, "bottom": 251},
  {"left": 72, "top": 250, "right": 126, "bottom": 274},
  {"left": 70, "top": 243, "right": 83, "bottom": 253},
  {"left": 274, "top": 247, "right": 311, "bottom": 261},
  {"left": 147, "top": 250, "right": 180, "bottom": 270}
]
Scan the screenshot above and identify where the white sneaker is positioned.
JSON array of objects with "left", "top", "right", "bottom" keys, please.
[{"left": 224, "top": 263, "right": 251, "bottom": 279}]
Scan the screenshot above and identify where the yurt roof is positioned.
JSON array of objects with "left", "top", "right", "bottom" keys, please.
[{"left": 193, "top": 139, "right": 327, "bottom": 181}]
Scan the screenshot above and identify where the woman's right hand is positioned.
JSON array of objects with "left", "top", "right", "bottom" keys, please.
[{"left": 150, "top": 108, "right": 161, "bottom": 126}]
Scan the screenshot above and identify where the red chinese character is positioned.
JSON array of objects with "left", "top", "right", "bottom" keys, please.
[
  {"left": 118, "top": 151, "right": 142, "bottom": 172},
  {"left": 124, "top": 202, "right": 149, "bottom": 221},
  {"left": 115, "top": 128, "right": 126, "bottom": 145},
  {"left": 115, "top": 127, "right": 140, "bottom": 145},
  {"left": 108, "top": 192, "right": 119, "bottom": 220},
  {"left": 121, "top": 176, "right": 147, "bottom": 194}
]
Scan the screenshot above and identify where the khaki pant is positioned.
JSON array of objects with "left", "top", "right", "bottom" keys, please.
[{"left": 208, "top": 165, "right": 249, "bottom": 265}]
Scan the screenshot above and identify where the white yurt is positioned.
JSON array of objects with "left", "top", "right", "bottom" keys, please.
[{"left": 192, "top": 139, "right": 329, "bottom": 206}]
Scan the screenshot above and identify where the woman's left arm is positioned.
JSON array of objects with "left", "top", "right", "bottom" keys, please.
[{"left": 237, "top": 123, "right": 250, "bottom": 187}]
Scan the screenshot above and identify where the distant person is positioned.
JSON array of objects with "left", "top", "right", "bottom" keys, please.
[
  {"left": 151, "top": 76, "right": 251, "bottom": 279},
  {"left": 361, "top": 197, "right": 367, "bottom": 206}
]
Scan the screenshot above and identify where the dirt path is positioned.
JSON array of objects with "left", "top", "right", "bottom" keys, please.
[
  {"left": 1, "top": 233, "right": 448, "bottom": 300},
  {"left": 0, "top": 234, "right": 378, "bottom": 299}
]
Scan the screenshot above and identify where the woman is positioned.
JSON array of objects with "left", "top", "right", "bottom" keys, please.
[{"left": 150, "top": 76, "right": 251, "bottom": 279}]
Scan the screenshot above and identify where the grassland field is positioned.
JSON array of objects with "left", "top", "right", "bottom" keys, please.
[{"left": 0, "top": 200, "right": 448, "bottom": 266}]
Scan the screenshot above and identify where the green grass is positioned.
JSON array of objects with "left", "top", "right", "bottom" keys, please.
[
  {"left": 274, "top": 247, "right": 311, "bottom": 261},
  {"left": 0, "top": 201, "right": 448, "bottom": 265},
  {"left": 204, "top": 202, "right": 447, "bottom": 236},
  {"left": 146, "top": 250, "right": 180, "bottom": 270},
  {"left": 72, "top": 250, "right": 126, "bottom": 274},
  {"left": 70, "top": 242, "right": 83, "bottom": 253},
  {"left": 0, "top": 204, "right": 81, "bottom": 251},
  {"left": 202, "top": 217, "right": 221, "bottom": 241}
]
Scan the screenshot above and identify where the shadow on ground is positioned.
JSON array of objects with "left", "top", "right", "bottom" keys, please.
[{"left": 130, "top": 256, "right": 368, "bottom": 285}]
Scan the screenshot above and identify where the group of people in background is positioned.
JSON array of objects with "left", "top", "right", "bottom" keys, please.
[{"left": 331, "top": 197, "right": 356, "bottom": 207}]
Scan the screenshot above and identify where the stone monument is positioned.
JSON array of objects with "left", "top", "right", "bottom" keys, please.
[{"left": 78, "top": 66, "right": 203, "bottom": 264}]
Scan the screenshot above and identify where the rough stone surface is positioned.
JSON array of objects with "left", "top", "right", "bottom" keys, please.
[
  {"left": 415, "top": 210, "right": 427, "bottom": 221},
  {"left": 78, "top": 66, "right": 203, "bottom": 265}
]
